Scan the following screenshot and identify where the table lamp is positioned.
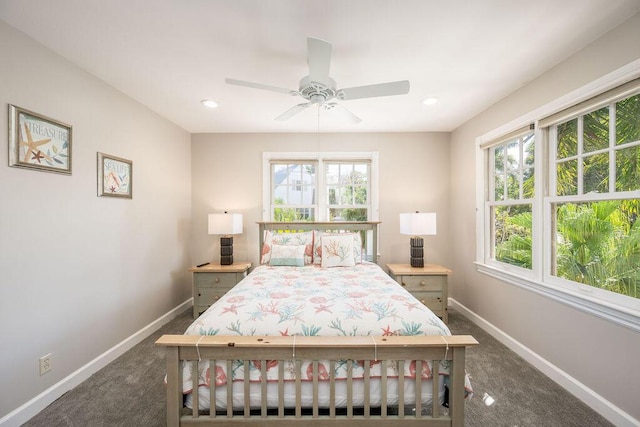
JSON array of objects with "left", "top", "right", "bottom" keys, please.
[
  {"left": 400, "top": 212, "right": 437, "bottom": 268},
  {"left": 208, "top": 212, "right": 243, "bottom": 265}
]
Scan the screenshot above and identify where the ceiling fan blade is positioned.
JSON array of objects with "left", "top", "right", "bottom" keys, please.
[
  {"left": 307, "top": 37, "right": 332, "bottom": 86},
  {"left": 275, "top": 103, "right": 311, "bottom": 121},
  {"left": 338, "top": 80, "right": 410, "bottom": 100},
  {"left": 324, "top": 103, "right": 362, "bottom": 124},
  {"left": 225, "top": 78, "right": 298, "bottom": 96}
]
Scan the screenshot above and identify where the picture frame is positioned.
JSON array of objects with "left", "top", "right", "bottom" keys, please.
[
  {"left": 97, "top": 152, "right": 133, "bottom": 199},
  {"left": 8, "top": 104, "right": 72, "bottom": 174}
]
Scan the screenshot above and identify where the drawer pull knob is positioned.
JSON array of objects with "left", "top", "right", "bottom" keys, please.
[
  {"left": 420, "top": 280, "right": 426, "bottom": 286},
  {"left": 214, "top": 278, "right": 220, "bottom": 283},
  {"left": 420, "top": 299, "right": 426, "bottom": 304}
]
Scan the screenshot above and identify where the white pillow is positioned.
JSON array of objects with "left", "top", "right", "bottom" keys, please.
[
  {"left": 320, "top": 234, "right": 356, "bottom": 268},
  {"left": 269, "top": 244, "right": 305, "bottom": 267},
  {"left": 261, "top": 231, "right": 313, "bottom": 265},
  {"left": 314, "top": 231, "right": 362, "bottom": 264}
]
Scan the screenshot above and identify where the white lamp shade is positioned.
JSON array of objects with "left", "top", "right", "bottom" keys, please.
[
  {"left": 208, "top": 213, "right": 243, "bottom": 235},
  {"left": 400, "top": 212, "right": 437, "bottom": 236}
]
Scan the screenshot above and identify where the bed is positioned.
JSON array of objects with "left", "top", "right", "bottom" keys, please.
[{"left": 156, "top": 221, "right": 478, "bottom": 426}]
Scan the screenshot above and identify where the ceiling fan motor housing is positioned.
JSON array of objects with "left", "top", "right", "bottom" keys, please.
[{"left": 298, "top": 76, "right": 336, "bottom": 104}]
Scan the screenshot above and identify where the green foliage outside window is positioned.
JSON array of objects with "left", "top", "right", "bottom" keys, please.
[{"left": 494, "top": 92, "right": 640, "bottom": 300}]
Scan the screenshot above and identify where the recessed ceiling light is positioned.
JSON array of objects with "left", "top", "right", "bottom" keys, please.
[
  {"left": 201, "top": 99, "right": 218, "bottom": 108},
  {"left": 422, "top": 97, "right": 438, "bottom": 106}
]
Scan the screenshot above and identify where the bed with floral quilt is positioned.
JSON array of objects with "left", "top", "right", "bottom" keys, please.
[{"left": 156, "top": 221, "right": 477, "bottom": 427}]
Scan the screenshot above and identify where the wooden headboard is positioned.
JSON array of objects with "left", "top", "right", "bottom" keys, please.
[{"left": 257, "top": 221, "right": 381, "bottom": 264}]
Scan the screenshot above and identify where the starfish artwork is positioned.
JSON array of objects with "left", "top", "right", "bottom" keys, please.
[
  {"left": 31, "top": 150, "right": 44, "bottom": 163},
  {"left": 10, "top": 106, "right": 71, "bottom": 174}
]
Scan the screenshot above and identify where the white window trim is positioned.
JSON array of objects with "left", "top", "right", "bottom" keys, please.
[
  {"left": 263, "top": 151, "right": 379, "bottom": 222},
  {"left": 475, "top": 59, "right": 640, "bottom": 332}
]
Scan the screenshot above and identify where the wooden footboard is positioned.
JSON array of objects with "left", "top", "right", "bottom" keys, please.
[{"left": 156, "top": 334, "right": 478, "bottom": 426}]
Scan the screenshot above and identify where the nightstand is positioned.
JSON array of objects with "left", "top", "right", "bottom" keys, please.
[
  {"left": 386, "top": 263, "right": 451, "bottom": 323},
  {"left": 189, "top": 262, "right": 251, "bottom": 318}
]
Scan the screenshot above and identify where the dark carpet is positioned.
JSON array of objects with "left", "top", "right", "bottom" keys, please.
[{"left": 24, "top": 308, "right": 612, "bottom": 426}]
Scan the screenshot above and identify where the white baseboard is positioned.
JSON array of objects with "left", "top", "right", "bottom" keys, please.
[
  {"left": 0, "top": 298, "right": 193, "bottom": 427},
  {"left": 449, "top": 298, "right": 639, "bottom": 427}
]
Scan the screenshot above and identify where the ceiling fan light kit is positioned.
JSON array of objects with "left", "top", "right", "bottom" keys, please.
[{"left": 226, "top": 37, "right": 410, "bottom": 123}]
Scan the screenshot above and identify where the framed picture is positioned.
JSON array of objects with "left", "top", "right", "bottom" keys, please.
[
  {"left": 97, "top": 152, "right": 133, "bottom": 198},
  {"left": 8, "top": 105, "right": 72, "bottom": 174}
]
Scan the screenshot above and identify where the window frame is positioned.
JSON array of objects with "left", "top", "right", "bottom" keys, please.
[
  {"left": 475, "top": 61, "right": 640, "bottom": 332},
  {"left": 263, "top": 151, "right": 379, "bottom": 222}
]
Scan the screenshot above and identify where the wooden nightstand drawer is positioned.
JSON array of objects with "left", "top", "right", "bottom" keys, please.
[
  {"left": 195, "top": 272, "right": 237, "bottom": 288},
  {"left": 197, "top": 288, "right": 227, "bottom": 306},
  {"left": 411, "top": 292, "right": 445, "bottom": 310},
  {"left": 398, "top": 275, "right": 445, "bottom": 292}
]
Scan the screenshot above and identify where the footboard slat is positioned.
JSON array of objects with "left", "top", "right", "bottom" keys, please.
[
  {"left": 225, "top": 360, "right": 232, "bottom": 418},
  {"left": 156, "top": 334, "right": 478, "bottom": 426},
  {"left": 432, "top": 359, "right": 440, "bottom": 418},
  {"left": 278, "top": 363, "right": 284, "bottom": 417},
  {"left": 364, "top": 362, "right": 371, "bottom": 418},
  {"left": 243, "top": 360, "right": 250, "bottom": 417},
  {"left": 381, "top": 360, "right": 388, "bottom": 418},
  {"left": 312, "top": 361, "right": 319, "bottom": 418},
  {"left": 329, "top": 360, "right": 336, "bottom": 418},
  {"left": 346, "top": 360, "right": 353, "bottom": 418},
  {"left": 209, "top": 359, "right": 216, "bottom": 419},
  {"left": 191, "top": 360, "right": 199, "bottom": 419},
  {"left": 398, "top": 360, "right": 405, "bottom": 418},
  {"left": 260, "top": 360, "right": 267, "bottom": 418},
  {"left": 416, "top": 360, "right": 423, "bottom": 418}
]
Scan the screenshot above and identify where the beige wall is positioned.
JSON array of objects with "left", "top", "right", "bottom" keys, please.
[
  {"left": 190, "top": 132, "right": 451, "bottom": 268},
  {"left": 0, "top": 21, "right": 192, "bottom": 421},
  {"left": 450, "top": 12, "right": 640, "bottom": 423}
]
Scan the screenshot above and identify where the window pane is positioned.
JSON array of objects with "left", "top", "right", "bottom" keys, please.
[
  {"left": 523, "top": 167, "right": 535, "bottom": 199},
  {"left": 493, "top": 204, "right": 532, "bottom": 269},
  {"left": 506, "top": 141, "right": 520, "bottom": 171},
  {"left": 506, "top": 173, "right": 520, "bottom": 199},
  {"left": 616, "top": 145, "right": 640, "bottom": 191},
  {"left": 494, "top": 175, "right": 504, "bottom": 201},
  {"left": 553, "top": 200, "right": 640, "bottom": 299},
  {"left": 557, "top": 119, "right": 578, "bottom": 158},
  {"left": 616, "top": 94, "right": 640, "bottom": 145},
  {"left": 329, "top": 208, "right": 367, "bottom": 222},
  {"left": 523, "top": 134, "right": 535, "bottom": 167},
  {"left": 556, "top": 159, "right": 578, "bottom": 196},
  {"left": 494, "top": 146, "right": 504, "bottom": 174},
  {"left": 583, "top": 152, "right": 609, "bottom": 193},
  {"left": 583, "top": 106, "right": 609, "bottom": 153}
]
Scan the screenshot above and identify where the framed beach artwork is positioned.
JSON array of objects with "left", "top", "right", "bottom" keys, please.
[
  {"left": 97, "top": 152, "right": 133, "bottom": 198},
  {"left": 8, "top": 105, "right": 72, "bottom": 174}
]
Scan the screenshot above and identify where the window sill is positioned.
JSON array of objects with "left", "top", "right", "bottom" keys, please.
[{"left": 475, "top": 262, "right": 640, "bottom": 333}]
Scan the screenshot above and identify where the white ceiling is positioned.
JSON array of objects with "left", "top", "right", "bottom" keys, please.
[{"left": 2, "top": 0, "right": 640, "bottom": 133}]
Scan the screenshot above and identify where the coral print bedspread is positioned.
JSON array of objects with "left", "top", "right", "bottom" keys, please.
[{"left": 182, "top": 262, "right": 464, "bottom": 394}]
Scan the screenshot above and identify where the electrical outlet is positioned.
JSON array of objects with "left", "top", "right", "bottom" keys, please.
[{"left": 39, "top": 353, "right": 52, "bottom": 375}]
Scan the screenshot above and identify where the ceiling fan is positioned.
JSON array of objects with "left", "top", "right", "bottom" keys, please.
[{"left": 225, "top": 37, "right": 410, "bottom": 123}]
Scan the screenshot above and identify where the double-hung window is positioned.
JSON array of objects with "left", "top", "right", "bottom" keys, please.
[
  {"left": 264, "top": 152, "right": 378, "bottom": 222},
  {"left": 478, "top": 77, "right": 640, "bottom": 330},
  {"left": 485, "top": 128, "right": 535, "bottom": 270},
  {"left": 543, "top": 82, "right": 640, "bottom": 302}
]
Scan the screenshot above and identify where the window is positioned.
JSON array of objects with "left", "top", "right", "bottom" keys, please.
[
  {"left": 487, "top": 131, "right": 535, "bottom": 270},
  {"left": 264, "top": 152, "right": 378, "bottom": 222},
  {"left": 548, "top": 93, "right": 640, "bottom": 300},
  {"left": 477, "top": 76, "right": 640, "bottom": 331}
]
